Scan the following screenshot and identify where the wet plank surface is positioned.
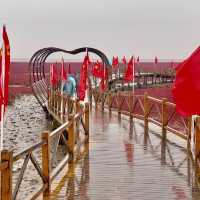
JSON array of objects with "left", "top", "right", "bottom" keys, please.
[{"left": 49, "top": 109, "right": 200, "bottom": 200}]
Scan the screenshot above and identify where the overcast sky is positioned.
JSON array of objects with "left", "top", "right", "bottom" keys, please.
[{"left": 0, "top": 0, "right": 199, "bottom": 60}]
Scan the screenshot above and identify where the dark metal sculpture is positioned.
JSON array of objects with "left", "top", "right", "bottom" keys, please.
[{"left": 29, "top": 47, "right": 110, "bottom": 110}]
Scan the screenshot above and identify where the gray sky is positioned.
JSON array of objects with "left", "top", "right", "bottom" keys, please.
[{"left": 0, "top": 0, "right": 199, "bottom": 60}]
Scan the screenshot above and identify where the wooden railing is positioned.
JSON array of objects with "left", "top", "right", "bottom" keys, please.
[
  {"left": 0, "top": 96, "right": 89, "bottom": 200},
  {"left": 92, "top": 89, "right": 200, "bottom": 163}
]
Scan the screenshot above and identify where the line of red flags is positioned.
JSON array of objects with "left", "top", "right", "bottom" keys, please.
[{"left": 50, "top": 59, "right": 73, "bottom": 86}]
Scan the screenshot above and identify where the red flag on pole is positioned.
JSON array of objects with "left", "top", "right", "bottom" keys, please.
[
  {"left": 2, "top": 25, "right": 10, "bottom": 107},
  {"left": 112, "top": 56, "right": 119, "bottom": 68},
  {"left": 124, "top": 56, "right": 135, "bottom": 82},
  {"left": 0, "top": 48, "right": 3, "bottom": 120},
  {"left": 92, "top": 60, "right": 103, "bottom": 78},
  {"left": 50, "top": 64, "right": 57, "bottom": 86},
  {"left": 78, "top": 54, "right": 90, "bottom": 100},
  {"left": 86, "top": 50, "right": 91, "bottom": 65},
  {"left": 0, "top": 48, "right": 2, "bottom": 77},
  {"left": 0, "top": 48, "right": 3, "bottom": 77},
  {"left": 172, "top": 46, "right": 200, "bottom": 116},
  {"left": 61, "top": 58, "right": 67, "bottom": 81},
  {"left": 122, "top": 56, "right": 127, "bottom": 65}
]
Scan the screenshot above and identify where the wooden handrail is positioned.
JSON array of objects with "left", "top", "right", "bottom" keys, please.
[
  {"left": 1, "top": 91, "right": 90, "bottom": 200},
  {"left": 13, "top": 141, "right": 46, "bottom": 162},
  {"left": 92, "top": 90, "right": 191, "bottom": 145},
  {"left": 147, "top": 96, "right": 163, "bottom": 103}
]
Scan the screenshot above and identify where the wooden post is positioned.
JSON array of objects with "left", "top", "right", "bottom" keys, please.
[
  {"left": 67, "top": 97, "right": 71, "bottom": 119},
  {"left": 94, "top": 92, "right": 98, "bottom": 111},
  {"left": 75, "top": 100, "right": 80, "bottom": 113},
  {"left": 161, "top": 98, "right": 168, "bottom": 139},
  {"left": 68, "top": 116, "right": 75, "bottom": 163},
  {"left": 60, "top": 94, "right": 63, "bottom": 119},
  {"left": 129, "top": 94, "right": 133, "bottom": 121},
  {"left": 108, "top": 93, "right": 112, "bottom": 115},
  {"left": 85, "top": 103, "right": 90, "bottom": 141},
  {"left": 41, "top": 131, "right": 51, "bottom": 200},
  {"left": 52, "top": 90, "right": 55, "bottom": 113},
  {"left": 101, "top": 94, "right": 105, "bottom": 112},
  {"left": 117, "top": 92, "right": 121, "bottom": 117},
  {"left": 89, "top": 88, "right": 93, "bottom": 110},
  {"left": 144, "top": 92, "right": 149, "bottom": 135},
  {"left": 47, "top": 89, "right": 49, "bottom": 108},
  {"left": 1, "top": 150, "right": 13, "bottom": 200}
]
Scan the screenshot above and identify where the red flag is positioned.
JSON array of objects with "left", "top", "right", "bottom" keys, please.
[
  {"left": 155, "top": 56, "right": 158, "bottom": 64},
  {"left": 0, "top": 48, "right": 2, "bottom": 77},
  {"left": 85, "top": 50, "right": 91, "bottom": 65},
  {"left": 61, "top": 58, "right": 67, "bottom": 81},
  {"left": 92, "top": 60, "right": 103, "bottom": 78},
  {"left": 0, "top": 48, "right": 3, "bottom": 120},
  {"left": 78, "top": 54, "right": 89, "bottom": 100},
  {"left": 112, "top": 56, "right": 119, "bottom": 68},
  {"left": 124, "top": 56, "right": 135, "bottom": 82},
  {"left": 50, "top": 64, "right": 57, "bottom": 86},
  {"left": 172, "top": 46, "right": 200, "bottom": 116},
  {"left": 2, "top": 25, "right": 10, "bottom": 107},
  {"left": 122, "top": 56, "right": 127, "bottom": 65}
]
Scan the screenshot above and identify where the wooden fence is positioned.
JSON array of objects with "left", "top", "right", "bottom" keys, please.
[
  {"left": 0, "top": 94, "right": 89, "bottom": 200},
  {"left": 92, "top": 89, "right": 200, "bottom": 165}
]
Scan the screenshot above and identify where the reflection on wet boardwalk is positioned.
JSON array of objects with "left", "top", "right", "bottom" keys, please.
[{"left": 49, "top": 109, "right": 200, "bottom": 200}]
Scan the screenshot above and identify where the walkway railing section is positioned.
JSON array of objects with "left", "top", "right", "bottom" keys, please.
[
  {"left": 92, "top": 89, "right": 200, "bottom": 166},
  {"left": 0, "top": 93, "right": 89, "bottom": 200}
]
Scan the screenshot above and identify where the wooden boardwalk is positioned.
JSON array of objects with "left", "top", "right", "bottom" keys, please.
[{"left": 48, "top": 109, "right": 200, "bottom": 200}]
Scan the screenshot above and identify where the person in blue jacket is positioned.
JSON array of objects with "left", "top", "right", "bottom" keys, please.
[{"left": 62, "top": 75, "right": 77, "bottom": 97}]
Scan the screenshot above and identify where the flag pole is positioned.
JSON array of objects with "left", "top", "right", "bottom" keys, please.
[
  {"left": 61, "top": 57, "right": 64, "bottom": 122},
  {"left": 0, "top": 43, "right": 6, "bottom": 153},
  {"left": 86, "top": 48, "right": 88, "bottom": 103},
  {"left": 0, "top": 42, "right": 6, "bottom": 154}
]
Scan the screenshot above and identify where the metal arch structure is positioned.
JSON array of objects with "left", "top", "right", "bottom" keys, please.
[{"left": 29, "top": 47, "right": 111, "bottom": 110}]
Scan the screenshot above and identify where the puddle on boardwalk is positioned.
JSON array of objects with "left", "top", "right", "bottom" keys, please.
[
  {"left": 3, "top": 96, "right": 200, "bottom": 200},
  {"left": 50, "top": 110, "right": 200, "bottom": 200}
]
